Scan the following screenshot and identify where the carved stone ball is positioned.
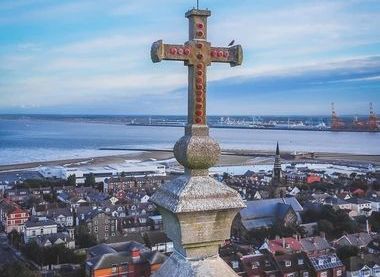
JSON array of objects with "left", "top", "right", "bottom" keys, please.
[{"left": 174, "top": 135, "right": 220, "bottom": 169}]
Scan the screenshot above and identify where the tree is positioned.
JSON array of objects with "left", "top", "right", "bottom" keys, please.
[
  {"left": 336, "top": 245, "right": 359, "bottom": 261},
  {"left": 369, "top": 211, "right": 380, "bottom": 232},
  {"left": 318, "top": 219, "right": 334, "bottom": 237},
  {"left": 75, "top": 225, "right": 97, "bottom": 248},
  {"left": 84, "top": 173, "right": 96, "bottom": 187},
  {"left": 8, "top": 229, "right": 22, "bottom": 249},
  {"left": 0, "top": 262, "right": 40, "bottom": 277},
  {"left": 67, "top": 174, "right": 76, "bottom": 186}
]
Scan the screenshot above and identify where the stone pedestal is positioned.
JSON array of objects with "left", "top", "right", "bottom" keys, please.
[{"left": 151, "top": 125, "right": 245, "bottom": 276}]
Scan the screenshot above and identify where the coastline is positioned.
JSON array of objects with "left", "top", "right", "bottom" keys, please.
[{"left": 1, "top": 149, "right": 379, "bottom": 173}]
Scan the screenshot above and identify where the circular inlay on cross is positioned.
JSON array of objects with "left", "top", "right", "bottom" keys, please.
[
  {"left": 196, "top": 84, "right": 203, "bottom": 90},
  {"left": 184, "top": 48, "right": 191, "bottom": 55},
  {"left": 170, "top": 48, "right": 177, "bottom": 55},
  {"left": 197, "top": 23, "right": 204, "bottom": 29},
  {"left": 197, "top": 70, "right": 203, "bottom": 76},
  {"left": 197, "top": 31, "right": 204, "bottom": 37},
  {"left": 195, "top": 110, "right": 203, "bottom": 116},
  {"left": 195, "top": 117, "right": 202, "bottom": 124},
  {"left": 197, "top": 53, "right": 203, "bottom": 60},
  {"left": 196, "top": 90, "right": 203, "bottom": 96},
  {"left": 197, "top": 64, "right": 203, "bottom": 69},
  {"left": 196, "top": 96, "right": 203, "bottom": 102}
]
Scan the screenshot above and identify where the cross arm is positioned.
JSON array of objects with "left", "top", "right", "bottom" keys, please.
[
  {"left": 151, "top": 40, "right": 191, "bottom": 63},
  {"left": 210, "top": 45, "right": 243, "bottom": 67}
]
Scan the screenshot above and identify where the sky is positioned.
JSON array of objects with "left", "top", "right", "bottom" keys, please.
[{"left": 0, "top": 0, "right": 380, "bottom": 116}]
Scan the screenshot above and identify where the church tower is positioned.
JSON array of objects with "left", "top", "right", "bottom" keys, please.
[
  {"left": 272, "top": 142, "right": 282, "bottom": 185},
  {"left": 271, "top": 142, "right": 286, "bottom": 198}
]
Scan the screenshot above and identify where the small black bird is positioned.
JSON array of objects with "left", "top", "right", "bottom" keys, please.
[{"left": 228, "top": 40, "right": 235, "bottom": 46}]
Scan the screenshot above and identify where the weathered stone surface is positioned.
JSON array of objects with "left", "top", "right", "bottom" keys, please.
[
  {"left": 151, "top": 175, "right": 244, "bottom": 213},
  {"left": 150, "top": 6, "right": 244, "bottom": 277},
  {"left": 153, "top": 252, "right": 239, "bottom": 277}
]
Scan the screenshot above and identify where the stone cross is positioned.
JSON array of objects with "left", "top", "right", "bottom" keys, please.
[
  {"left": 150, "top": 8, "right": 245, "bottom": 277},
  {"left": 151, "top": 9, "right": 242, "bottom": 126}
]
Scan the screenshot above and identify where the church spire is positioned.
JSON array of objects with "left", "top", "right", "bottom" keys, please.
[
  {"left": 276, "top": 141, "right": 280, "bottom": 156},
  {"left": 272, "top": 142, "right": 282, "bottom": 185}
]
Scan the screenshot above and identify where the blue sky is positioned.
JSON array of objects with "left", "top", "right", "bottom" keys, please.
[{"left": 0, "top": 0, "right": 379, "bottom": 115}]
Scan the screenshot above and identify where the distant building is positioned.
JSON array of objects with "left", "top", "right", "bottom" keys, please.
[
  {"left": 260, "top": 237, "right": 302, "bottom": 254},
  {"left": 24, "top": 218, "right": 58, "bottom": 243},
  {"left": 4, "top": 188, "right": 30, "bottom": 203},
  {"left": 238, "top": 251, "right": 280, "bottom": 277},
  {"left": 35, "top": 232, "right": 75, "bottom": 249},
  {"left": 82, "top": 210, "right": 118, "bottom": 242},
  {"left": 333, "top": 233, "right": 376, "bottom": 250},
  {"left": 346, "top": 198, "right": 372, "bottom": 216},
  {"left": 0, "top": 198, "right": 29, "bottom": 233},
  {"left": 344, "top": 254, "right": 380, "bottom": 277},
  {"left": 47, "top": 207, "right": 74, "bottom": 227},
  {"left": 273, "top": 251, "right": 313, "bottom": 277},
  {"left": 300, "top": 235, "right": 332, "bottom": 257},
  {"left": 85, "top": 241, "right": 167, "bottom": 277},
  {"left": 271, "top": 142, "right": 287, "bottom": 198},
  {"left": 39, "top": 162, "right": 166, "bottom": 185},
  {"left": 308, "top": 254, "right": 345, "bottom": 277},
  {"left": 232, "top": 197, "right": 303, "bottom": 240},
  {"left": 143, "top": 231, "right": 173, "bottom": 254}
]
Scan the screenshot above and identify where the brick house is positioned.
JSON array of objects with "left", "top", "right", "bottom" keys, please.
[
  {"left": 273, "top": 252, "right": 313, "bottom": 277},
  {"left": 85, "top": 241, "right": 167, "bottom": 277},
  {"left": 308, "top": 254, "right": 345, "bottom": 277},
  {"left": 0, "top": 198, "right": 29, "bottom": 233}
]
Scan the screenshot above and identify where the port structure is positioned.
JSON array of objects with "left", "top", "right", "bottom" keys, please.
[
  {"left": 331, "top": 102, "right": 345, "bottom": 130},
  {"left": 368, "top": 102, "right": 378, "bottom": 131}
]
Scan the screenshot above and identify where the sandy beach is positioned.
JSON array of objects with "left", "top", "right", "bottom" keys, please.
[{"left": 0, "top": 148, "right": 379, "bottom": 172}]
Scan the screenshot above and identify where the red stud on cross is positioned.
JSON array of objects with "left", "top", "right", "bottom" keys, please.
[{"left": 151, "top": 9, "right": 243, "bottom": 125}]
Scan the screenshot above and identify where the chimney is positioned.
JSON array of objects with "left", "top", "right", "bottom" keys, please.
[
  {"left": 320, "top": 232, "right": 326, "bottom": 239},
  {"left": 131, "top": 247, "right": 140, "bottom": 263},
  {"left": 282, "top": 238, "right": 286, "bottom": 249},
  {"left": 366, "top": 220, "right": 370, "bottom": 234}
]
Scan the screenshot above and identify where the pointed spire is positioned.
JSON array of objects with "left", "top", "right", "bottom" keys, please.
[{"left": 276, "top": 141, "right": 280, "bottom": 156}]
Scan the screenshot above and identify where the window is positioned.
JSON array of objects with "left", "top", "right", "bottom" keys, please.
[
  {"left": 303, "top": 272, "right": 309, "bottom": 277},
  {"left": 285, "top": 261, "right": 291, "bottom": 267},
  {"left": 321, "top": 271, "right": 327, "bottom": 277},
  {"left": 231, "top": 260, "right": 239, "bottom": 269},
  {"left": 94, "top": 227, "right": 98, "bottom": 233},
  {"left": 252, "top": 261, "right": 259, "bottom": 269},
  {"left": 40, "top": 228, "right": 44, "bottom": 234},
  {"left": 331, "top": 257, "right": 336, "bottom": 263},
  {"left": 287, "top": 273, "right": 294, "bottom": 277},
  {"left": 112, "top": 265, "right": 117, "bottom": 273},
  {"left": 298, "top": 259, "right": 304, "bottom": 265},
  {"left": 318, "top": 259, "right": 324, "bottom": 266},
  {"left": 337, "top": 270, "right": 342, "bottom": 276}
]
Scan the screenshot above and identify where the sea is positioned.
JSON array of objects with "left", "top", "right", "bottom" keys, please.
[{"left": 0, "top": 116, "right": 379, "bottom": 166}]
